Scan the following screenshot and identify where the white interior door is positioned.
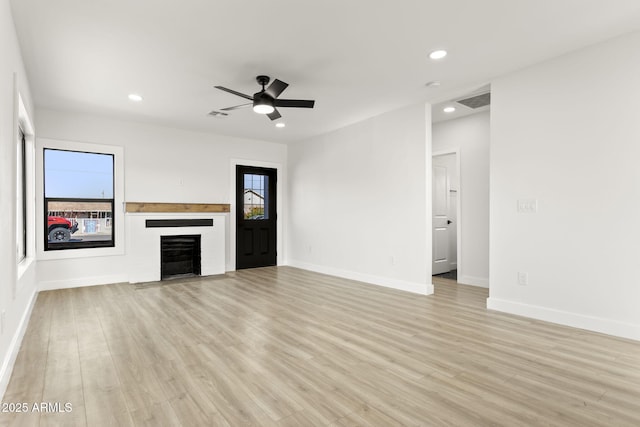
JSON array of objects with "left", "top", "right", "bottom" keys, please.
[{"left": 432, "top": 164, "right": 450, "bottom": 275}]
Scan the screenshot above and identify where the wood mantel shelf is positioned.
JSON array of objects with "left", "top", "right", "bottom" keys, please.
[{"left": 125, "top": 202, "right": 230, "bottom": 213}]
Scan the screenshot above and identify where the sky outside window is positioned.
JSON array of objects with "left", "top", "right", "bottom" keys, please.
[{"left": 44, "top": 149, "right": 114, "bottom": 198}]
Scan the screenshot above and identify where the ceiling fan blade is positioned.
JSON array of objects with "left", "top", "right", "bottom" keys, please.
[
  {"left": 220, "top": 103, "right": 252, "bottom": 111},
  {"left": 267, "top": 109, "right": 282, "bottom": 121},
  {"left": 265, "top": 79, "right": 289, "bottom": 98},
  {"left": 274, "top": 99, "right": 315, "bottom": 108},
  {"left": 214, "top": 86, "right": 253, "bottom": 101}
]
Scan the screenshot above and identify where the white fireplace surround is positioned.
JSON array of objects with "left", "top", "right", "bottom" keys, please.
[{"left": 126, "top": 212, "right": 226, "bottom": 283}]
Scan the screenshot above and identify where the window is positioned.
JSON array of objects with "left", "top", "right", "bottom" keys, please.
[
  {"left": 17, "top": 129, "right": 26, "bottom": 262},
  {"left": 243, "top": 173, "right": 269, "bottom": 220},
  {"left": 44, "top": 148, "right": 115, "bottom": 250}
]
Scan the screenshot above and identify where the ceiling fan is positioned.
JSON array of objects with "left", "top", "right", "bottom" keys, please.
[{"left": 214, "top": 75, "right": 315, "bottom": 121}]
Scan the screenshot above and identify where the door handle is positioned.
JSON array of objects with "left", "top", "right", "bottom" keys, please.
[{"left": 447, "top": 220, "right": 452, "bottom": 225}]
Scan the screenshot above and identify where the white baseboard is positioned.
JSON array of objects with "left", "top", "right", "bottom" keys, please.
[
  {"left": 39, "top": 274, "right": 129, "bottom": 291},
  {"left": 288, "top": 260, "right": 433, "bottom": 295},
  {"left": 487, "top": 297, "right": 640, "bottom": 341},
  {"left": 0, "top": 288, "right": 37, "bottom": 399},
  {"left": 458, "top": 274, "right": 489, "bottom": 288}
]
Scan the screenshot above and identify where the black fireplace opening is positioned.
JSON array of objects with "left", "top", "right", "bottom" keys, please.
[{"left": 161, "top": 235, "right": 201, "bottom": 280}]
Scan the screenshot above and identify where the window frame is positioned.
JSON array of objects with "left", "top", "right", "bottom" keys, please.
[
  {"left": 17, "top": 128, "right": 27, "bottom": 262},
  {"left": 43, "top": 148, "right": 116, "bottom": 251},
  {"left": 36, "top": 138, "right": 125, "bottom": 261},
  {"left": 16, "top": 90, "right": 35, "bottom": 287}
]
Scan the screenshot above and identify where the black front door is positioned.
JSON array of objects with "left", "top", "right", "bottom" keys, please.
[{"left": 236, "top": 165, "right": 277, "bottom": 269}]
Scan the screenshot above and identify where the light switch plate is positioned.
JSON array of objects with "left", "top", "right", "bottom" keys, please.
[
  {"left": 518, "top": 272, "right": 528, "bottom": 286},
  {"left": 517, "top": 199, "right": 538, "bottom": 213}
]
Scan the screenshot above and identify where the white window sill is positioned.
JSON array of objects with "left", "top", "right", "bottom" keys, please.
[
  {"left": 17, "top": 256, "right": 35, "bottom": 280},
  {"left": 37, "top": 244, "right": 125, "bottom": 261}
]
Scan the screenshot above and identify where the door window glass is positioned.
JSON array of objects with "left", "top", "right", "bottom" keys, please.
[{"left": 243, "top": 173, "right": 268, "bottom": 219}]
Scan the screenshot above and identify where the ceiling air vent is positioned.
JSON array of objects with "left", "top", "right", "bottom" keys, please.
[
  {"left": 456, "top": 92, "right": 491, "bottom": 109},
  {"left": 208, "top": 110, "right": 229, "bottom": 118}
]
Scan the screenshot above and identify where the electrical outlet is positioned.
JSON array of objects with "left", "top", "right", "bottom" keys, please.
[
  {"left": 1, "top": 310, "right": 5, "bottom": 334},
  {"left": 518, "top": 272, "right": 528, "bottom": 286},
  {"left": 390, "top": 256, "right": 396, "bottom": 266}
]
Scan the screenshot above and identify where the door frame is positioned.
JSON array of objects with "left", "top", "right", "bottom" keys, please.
[
  {"left": 432, "top": 149, "right": 461, "bottom": 279},
  {"left": 229, "top": 158, "right": 284, "bottom": 271}
]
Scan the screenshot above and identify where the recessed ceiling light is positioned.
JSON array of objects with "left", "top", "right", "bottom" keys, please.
[
  {"left": 275, "top": 122, "right": 285, "bottom": 128},
  {"left": 429, "top": 50, "right": 448, "bottom": 60},
  {"left": 443, "top": 106, "right": 456, "bottom": 113},
  {"left": 425, "top": 81, "right": 441, "bottom": 88},
  {"left": 128, "top": 93, "right": 143, "bottom": 102}
]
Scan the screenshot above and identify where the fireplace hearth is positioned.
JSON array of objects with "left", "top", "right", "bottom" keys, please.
[{"left": 161, "top": 235, "right": 201, "bottom": 280}]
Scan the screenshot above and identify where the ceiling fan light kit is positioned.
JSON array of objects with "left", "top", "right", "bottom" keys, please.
[
  {"left": 215, "top": 75, "right": 315, "bottom": 121},
  {"left": 253, "top": 92, "right": 275, "bottom": 114}
]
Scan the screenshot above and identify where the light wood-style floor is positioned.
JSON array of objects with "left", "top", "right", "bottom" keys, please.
[{"left": 2, "top": 267, "right": 639, "bottom": 426}]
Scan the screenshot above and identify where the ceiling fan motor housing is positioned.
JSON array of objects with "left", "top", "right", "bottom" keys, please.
[{"left": 253, "top": 91, "right": 274, "bottom": 109}]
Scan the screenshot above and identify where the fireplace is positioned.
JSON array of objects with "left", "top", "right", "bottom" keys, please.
[
  {"left": 126, "top": 211, "right": 225, "bottom": 284},
  {"left": 161, "top": 235, "right": 201, "bottom": 280}
]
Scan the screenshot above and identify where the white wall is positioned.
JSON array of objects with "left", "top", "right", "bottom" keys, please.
[
  {"left": 488, "top": 31, "right": 640, "bottom": 340},
  {"left": 287, "top": 103, "right": 432, "bottom": 294},
  {"left": 35, "top": 109, "right": 287, "bottom": 286},
  {"left": 433, "top": 112, "right": 490, "bottom": 286},
  {"left": 0, "top": 0, "right": 38, "bottom": 397}
]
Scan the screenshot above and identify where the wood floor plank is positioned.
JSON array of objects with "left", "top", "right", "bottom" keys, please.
[
  {"left": 167, "top": 392, "right": 227, "bottom": 427},
  {"left": 128, "top": 401, "right": 182, "bottom": 427},
  {"left": 40, "top": 289, "right": 86, "bottom": 427},
  {"left": 2, "top": 266, "right": 640, "bottom": 426},
  {"left": 330, "top": 404, "right": 404, "bottom": 427},
  {"left": 71, "top": 287, "right": 134, "bottom": 427}
]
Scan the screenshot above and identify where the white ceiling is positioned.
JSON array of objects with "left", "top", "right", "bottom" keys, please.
[{"left": 10, "top": 0, "right": 640, "bottom": 143}]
